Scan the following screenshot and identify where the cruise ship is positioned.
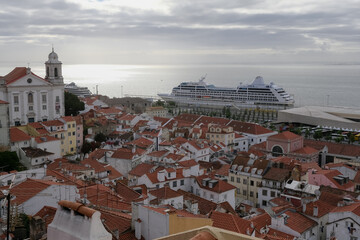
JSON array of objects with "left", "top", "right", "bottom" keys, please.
[
  {"left": 158, "top": 76, "right": 294, "bottom": 109},
  {"left": 65, "top": 82, "right": 92, "bottom": 97}
]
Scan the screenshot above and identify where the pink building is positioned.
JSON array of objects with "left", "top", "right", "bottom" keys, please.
[
  {"left": 266, "top": 131, "right": 319, "bottom": 163},
  {"left": 308, "top": 169, "right": 355, "bottom": 192},
  {"left": 74, "top": 115, "right": 83, "bottom": 153}
]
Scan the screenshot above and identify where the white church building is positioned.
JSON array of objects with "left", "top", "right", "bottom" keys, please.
[{"left": 0, "top": 49, "right": 65, "bottom": 126}]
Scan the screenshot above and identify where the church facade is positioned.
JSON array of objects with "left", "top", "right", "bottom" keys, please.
[{"left": 0, "top": 49, "right": 65, "bottom": 126}]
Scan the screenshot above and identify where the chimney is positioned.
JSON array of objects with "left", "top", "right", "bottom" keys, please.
[
  {"left": 302, "top": 203, "right": 306, "bottom": 213},
  {"left": 132, "top": 145, "right": 136, "bottom": 154},
  {"left": 283, "top": 215, "right": 288, "bottom": 225},
  {"left": 313, "top": 206, "right": 318, "bottom": 217},
  {"left": 157, "top": 170, "right": 165, "bottom": 182},
  {"left": 59, "top": 161, "right": 62, "bottom": 168},
  {"left": 135, "top": 219, "right": 142, "bottom": 240}
]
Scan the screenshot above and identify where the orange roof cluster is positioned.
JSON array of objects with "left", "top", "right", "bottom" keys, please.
[
  {"left": 128, "top": 163, "right": 156, "bottom": 177},
  {"left": 149, "top": 186, "right": 182, "bottom": 200},
  {"left": 10, "top": 128, "right": 31, "bottom": 142},
  {"left": 228, "top": 120, "right": 273, "bottom": 135},
  {"left": 195, "top": 175, "right": 236, "bottom": 193},
  {"left": 279, "top": 210, "right": 317, "bottom": 234},
  {"left": 10, "top": 179, "right": 64, "bottom": 205}
]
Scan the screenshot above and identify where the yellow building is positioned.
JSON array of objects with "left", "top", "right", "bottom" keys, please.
[
  {"left": 206, "top": 123, "right": 234, "bottom": 149},
  {"left": 60, "top": 116, "right": 77, "bottom": 155},
  {"left": 228, "top": 153, "right": 269, "bottom": 207}
]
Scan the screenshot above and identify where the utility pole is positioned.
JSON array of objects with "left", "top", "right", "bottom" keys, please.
[{"left": 6, "top": 193, "right": 10, "bottom": 240}]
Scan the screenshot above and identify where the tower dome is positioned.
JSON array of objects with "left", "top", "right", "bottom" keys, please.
[{"left": 46, "top": 48, "right": 61, "bottom": 64}]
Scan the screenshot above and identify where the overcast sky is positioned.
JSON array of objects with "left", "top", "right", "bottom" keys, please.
[{"left": 1, "top": 0, "right": 360, "bottom": 66}]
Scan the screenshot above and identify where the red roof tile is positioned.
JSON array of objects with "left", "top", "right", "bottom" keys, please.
[
  {"left": 279, "top": 210, "right": 317, "bottom": 234},
  {"left": 268, "top": 131, "right": 301, "bottom": 141},
  {"left": 228, "top": 120, "right": 273, "bottom": 135},
  {"left": 10, "top": 128, "right": 31, "bottom": 142},
  {"left": 149, "top": 186, "right": 182, "bottom": 200},
  {"left": 128, "top": 163, "right": 155, "bottom": 177},
  {"left": 34, "top": 206, "right": 57, "bottom": 227},
  {"left": 195, "top": 175, "right": 236, "bottom": 193},
  {"left": 209, "top": 211, "right": 253, "bottom": 234}
]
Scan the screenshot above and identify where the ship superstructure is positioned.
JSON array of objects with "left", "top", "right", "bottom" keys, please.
[{"left": 158, "top": 76, "right": 294, "bottom": 109}]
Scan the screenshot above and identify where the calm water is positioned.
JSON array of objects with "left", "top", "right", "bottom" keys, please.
[{"left": 1, "top": 64, "right": 359, "bottom": 108}]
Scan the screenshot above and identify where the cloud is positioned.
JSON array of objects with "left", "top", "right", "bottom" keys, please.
[{"left": 0, "top": 0, "right": 359, "bottom": 65}]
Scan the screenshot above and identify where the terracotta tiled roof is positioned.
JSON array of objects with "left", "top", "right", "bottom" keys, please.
[
  {"left": 104, "top": 165, "right": 123, "bottom": 180},
  {"left": 303, "top": 200, "right": 336, "bottom": 218},
  {"left": 41, "top": 120, "right": 64, "bottom": 127},
  {"left": 165, "top": 153, "right": 185, "bottom": 161},
  {"left": 2, "top": 67, "right": 28, "bottom": 84},
  {"left": 127, "top": 137, "right": 154, "bottom": 148},
  {"left": 268, "top": 131, "right": 301, "bottom": 141},
  {"left": 305, "top": 139, "right": 360, "bottom": 157},
  {"left": 153, "top": 116, "right": 171, "bottom": 126},
  {"left": 149, "top": 186, "right": 182, "bottom": 200},
  {"left": 178, "top": 159, "right": 198, "bottom": 168},
  {"left": 195, "top": 175, "right": 236, "bottom": 193},
  {"left": 10, "top": 128, "right": 31, "bottom": 142},
  {"left": 10, "top": 179, "right": 64, "bottom": 205},
  {"left": 263, "top": 168, "right": 291, "bottom": 182},
  {"left": 46, "top": 169, "right": 85, "bottom": 187},
  {"left": 48, "top": 158, "right": 93, "bottom": 172},
  {"left": 119, "top": 114, "right": 137, "bottom": 121},
  {"left": 111, "top": 148, "right": 143, "bottom": 160},
  {"left": 88, "top": 148, "right": 113, "bottom": 160},
  {"left": 209, "top": 211, "right": 253, "bottom": 235},
  {"left": 115, "top": 181, "right": 142, "bottom": 203},
  {"left": 228, "top": 120, "right": 273, "bottom": 135},
  {"left": 279, "top": 210, "right": 317, "bottom": 234},
  {"left": 195, "top": 116, "right": 231, "bottom": 126},
  {"left": 159, "top": 140, "right": 172, "bottom": 146},
  {"left": 0, "top": 100, "right": 9, "bottom": 104},
  {"left": 128, "top": 163, "right": 155, "bottom": 177},
  {"left": 33, "top": 206, "right": 57, "bottom": 227},
  {"left": 171, "top": 136, "right": 188, "bottom": 145},
  {"left": 249, "top": 213, "right": 271, "bottom": 230},
  {"left": 82, "top": 158, "right": 107, "bottom": 173},
  {"left": 35, "top": 135, "right": 59, "bottom": 143},
  {"left": 214, "top": 164, "right": 230, "bottom": 177},
  {"left": 79, "top": 184, "right": 132, "bottom": 212},
  {"left": 331, "top": 202, "right": 360, "bottom": 217},
  {"left": 61, "top": 116, "right": 75, "bottom": 122},
  {"left": 292, "top": 145, "right": 318, "bottom": 155},
  {"left": 22, "top": 147, "right": 54, "bottom": 158},
  {"left": 98, "top": 208, "right": 131, "bottom": 235},
  {"left": 174, "top": 113, "right": 201, "bottom": 123},
  {"left": 147, "top": 150, "right": 169, "bottom": 158}
]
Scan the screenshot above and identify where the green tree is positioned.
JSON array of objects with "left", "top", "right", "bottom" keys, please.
[
  {"left": 225, "top": 108, "right": 231, "bottom": 118},
  {"left": 81, "top": 141, "right": 92, "bottom": 154},
  {"left": 313, "top": 130, "right": 323, "bottom": 140},
  {"left": 0, "top": 151, "right": 24, "bottom": 172},
  {"left": 94, "top": 132, "right": 107, "bottom": 143},
  {"left": 65, "top": 91, "right": 85, "bottom": 116}
]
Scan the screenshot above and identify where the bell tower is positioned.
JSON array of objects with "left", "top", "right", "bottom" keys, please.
[{"left": 45, "top": 47, "right": 63, "bottom": 84}]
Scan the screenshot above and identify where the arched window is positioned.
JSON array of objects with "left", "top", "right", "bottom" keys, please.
[
  {"left": 46, "top": 67, "right": 49, "bottom": 77},
  {"left": 28, "top": 92, "right": 33, "bottom": 103},
  {"left": 272, "top": 146, "right": 283, "bottom": 157},
  {"left": 54, "top": 68, "right": 58, "bottom": 77}
]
